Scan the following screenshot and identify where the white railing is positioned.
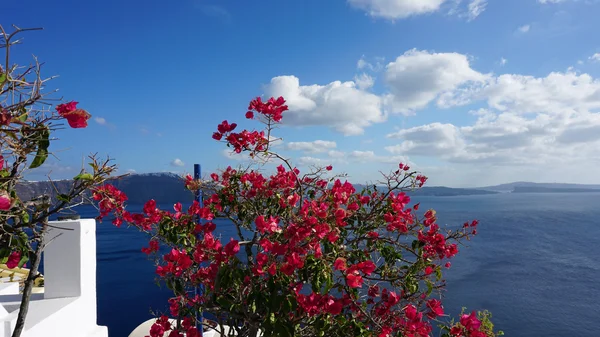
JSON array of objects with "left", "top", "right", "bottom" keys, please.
[{"left": 0, "top": 219, "right": 108, "bottom": 337}]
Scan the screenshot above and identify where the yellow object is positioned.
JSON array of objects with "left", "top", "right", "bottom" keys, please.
[{"left": 0, "top": 264, "right": 44, "bottom": 288}]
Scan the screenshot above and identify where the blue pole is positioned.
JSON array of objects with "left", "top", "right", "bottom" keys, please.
[{"left": 193, "top": 164, "right": 204, "bottom": 335}]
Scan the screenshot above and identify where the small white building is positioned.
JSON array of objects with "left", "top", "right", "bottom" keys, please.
[{"left": 0, "top": 219, "right": 109, "bottom": 337}]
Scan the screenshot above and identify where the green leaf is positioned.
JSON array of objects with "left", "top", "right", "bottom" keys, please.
[
  {"left": 435, "top": 266, "right": 443, "bottom": 281},
  {"left": 21, "top": 211, "right": 29, "bottom": 223},
  {"left": 0, "top": 247, "right": 11, "bottom": 261},
  {"left": 57, "top": 194, "right": 71, "bottom": 203},
  {"left": 29, "top": 127, "right": 51, "bottom": 169},
  {"left": 18, "top": 254, "right": 29, "bottom": 268},
  {"left": 426, "top": 279, "right": 433, "bottom": 296},
  {"left": 0, "top": 73, "right": 6, "bottom": 83},
  {"left": 18, "top": 113, "right": 27, "bottom": 123},
  {"left": 73, "top": 173, "right": 93, "bottom": 181}
]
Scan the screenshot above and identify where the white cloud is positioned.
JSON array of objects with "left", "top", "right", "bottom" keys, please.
[
  {"left": 354, "top": 73, "right": 375, "bottom": 90},
  {"left": 357, "top": 56, "right": 385, "bottom": 72},
  {"left": 589, "top": 53, "right": 600, "bottom": 62},
  {"left": 265, "top": 49, "right": 600, "bottom": 185},
  {"left": 518, "top": 24, "right": 531, "bottom": 33},
  {"left": 467, "top": 0, "right": 487, "bottom": 20},
  {"left": 198, "top": 5, "right": 232, "bottom": 23},
  {"left": 298, "top": 150, "right": 410, "bottom": 166},
  {"left": 538, "top": 0, "right": 569, "bottom": 3},
  {"left": 500, "top": 57, "right": 508, "bottom": 66},
  {"left": 347, "top": 0, "right": 448, "bottom": 20},
  {"left": 286, "top": 140, "right": 337, "bottom": 153},
  {"left": 264, "top": 75, "right": 386, "bottom": 135},
  {"left": 170, "top": 158, "right": 185, "bottom": 167},
  {"left": 386, "top": 123, "right": 466, "bottom": 157},
  {"left": 265, "top": 50, "right": 486, "bottom": 135},
  {"left": 384, "top": 49, "right": 488, "bottom": 113},
  {"left": 480, "top": 71, "right": 600, "bottom": 114},
  {"left": 94, "top": 117, "right": 107, "bottom": 125},
  {"left": 384, "top": 68, "right": 600, "bottom": 175},
  {"left": 347, "top": 0, "right": 488, "bottom": 21}
]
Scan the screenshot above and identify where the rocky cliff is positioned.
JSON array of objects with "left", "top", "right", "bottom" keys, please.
[{"left": 16, "top": 173, "right": 194, "bottom": 206}]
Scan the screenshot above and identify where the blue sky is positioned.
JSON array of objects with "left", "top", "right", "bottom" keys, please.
[{"left": 6, "top": 0, "right": 600, "bottom": 187}]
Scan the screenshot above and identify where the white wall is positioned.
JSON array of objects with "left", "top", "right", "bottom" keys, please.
[{"left": 0, "top": 219, "right": 109, "bottom": 337}]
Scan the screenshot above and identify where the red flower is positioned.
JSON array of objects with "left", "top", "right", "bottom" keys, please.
[
  {"left": 56, "top": 101, "right": 78, "bottom": 115},
  {"left": 255, "top": 215, "right": 280, "bottom": 234},
  {"left": 326, "top": 165, "right": 333, "bottom": 171},
  {"left": 245, "top": 111, "right": 254, "bottom": 119},
  {"left": 357, "top": 260, "right": 376, "bottom": 275},
  {"left": 63, "top": 109, "right": 91, "bottom": 128},
  {"left": 378, "top": 327, "right": 393, "bottom": 337},
  {"left": 460, "top": 311, "right": 481, "bottom": 331},
  {"left": 426, "top": 299, "right": 444, "bottom": 318},
  {"left": 450, "top": 326, "right": 463, "bottom": 336},
  {"left": 224, "top": 239, "right": 240, "bottom": 257},
  {"left": 6, "top": 251, "right": 20, "bottom": 269},
  {"left": 333, "top": 258, "right": 347, "bottom": 271},
  {"left": 56, "top": 102, "right": 91, "bottom": 128},
  {"left": 346, "top": 273, "right": 363, "bottom": 288},
  {"left": 0, "top": 192, "right": 11, "bottom": 211},
  {"left": 142, "top": 240, "right": 160, "bottom": 254}
]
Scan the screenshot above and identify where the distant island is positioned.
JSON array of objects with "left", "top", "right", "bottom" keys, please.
[
  {"left": 512, "top": 186, "right": 600, "bottom": 193},
  {"left": 16, "top": 173, "right": 600, "bottom": 206},
  {"left": 476, "top": 181, "right": 600, "bottom": 193},
  {"left": 355, "top": 185, "right": 498, "bottom": 197}
]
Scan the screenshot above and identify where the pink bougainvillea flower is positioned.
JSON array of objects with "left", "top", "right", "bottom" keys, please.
[
  {"left": 460, "top": 311, "right": 482, "bottom": 331},
  {"left": 0, "top": 155, "right": 4, "bottom": 170},
  {"left": 378, "top": 327, "right": 393, "bottom": 337},
  {"left": 333, "top": 258, "right": 347, "bottom": 271},
  {"left": 426, "top": 299, "right": 444, "bottom": 318},
  {"left": 0, "top": 192, "right": 11, "bottom": 210},
  {"left": 55, "top": 101, "right": 90, "bottom": 128},
  {"left": 6, "top": 251, "right": 21, "bottom": 269},
  {"left": 62, "top": 109, "right": 91, "bottom": 128},
  {"left": 55, "top": 101, "right": 78, "bottom": 115},
  {"left": 346, "top": 273, "right": 363, "bottom": 288},
  {"left": 141, "top": 240, "right": 160, "bottom": 254},
  {"left": 224, "top": 239, "right": 240, "bottom": 257}
]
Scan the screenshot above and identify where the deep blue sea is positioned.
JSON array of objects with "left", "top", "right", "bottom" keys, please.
[{"left": 48, "top": 193, "right": 600, "bottom": 337}]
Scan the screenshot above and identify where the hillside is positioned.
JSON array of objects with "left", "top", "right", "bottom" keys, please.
[
  {"left": 16, "top": 173, "right": 194, "bottom": 206},
  {"left": 19, "top": 174, "right": 600, "bottom": 209}
]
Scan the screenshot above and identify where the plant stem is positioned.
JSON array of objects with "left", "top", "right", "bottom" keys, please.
[{"left": 11, "top": 216, "right": 47, "bottom": 337}]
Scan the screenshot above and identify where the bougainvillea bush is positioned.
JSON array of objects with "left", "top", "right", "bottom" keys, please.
[
  {"left": 94, "top": 97, "right": 501, "bottom": 337},
  {"left": 0, "top": 25, "right": 117, "bottom": 337}
]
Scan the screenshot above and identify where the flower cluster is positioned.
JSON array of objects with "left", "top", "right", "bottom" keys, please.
[
  {"left": 93, "top": 96, "right": 498, "bottom": 337},
  {"left": 212, "top": 96, "right": 288, "bottom": 154},
  {"left": 55, "top": 101, "right": 91, "bottom": 128},
  {"left": 246, "top": 96, "right": 288, "bottom": 122}
]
